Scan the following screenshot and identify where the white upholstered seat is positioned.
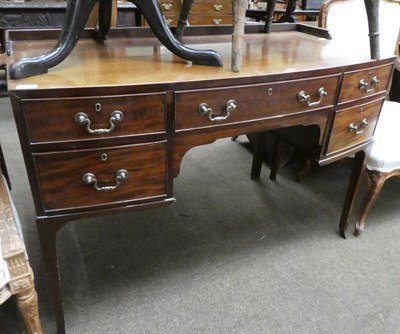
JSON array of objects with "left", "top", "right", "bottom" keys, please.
[
  {"left": 366, "top": 101, "right": 400, "bottom": 173},
  {"left": 355, "top": 100, "right": 400, "bottom": 233}
]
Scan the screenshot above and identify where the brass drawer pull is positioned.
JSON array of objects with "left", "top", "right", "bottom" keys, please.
[
  {"left": 162, "top": 3, "right": 173, "bottom": 10},
  {"left": 298, "top": 87, "right": 327, "bottom": 107},
  {"left": 213, "top": 18, "right": 222, "bottom": 25},
  {"left": 358, "top": 76, "right": 380, "bottom": 93},
  {"left": 82, "top": 169, "right": 128, "bottom": 191},
  {"left": 198, "top": 100, "right": 236, "bottom": 122},
  {"left": 348, "top": 118, "right": 369, "bottom": 135},
  {"left": 213, "top": 4, "right": 223, "bottom": 11},
  {"left": 74, "top": 110, "right": 124, "bottom": 135}
]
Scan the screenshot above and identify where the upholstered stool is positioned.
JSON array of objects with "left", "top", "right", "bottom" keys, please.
[{"left": 355, "top": 100, "right": 400, "bottom": 234}]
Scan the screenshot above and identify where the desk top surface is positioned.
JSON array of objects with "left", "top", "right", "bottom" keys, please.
[{"left": 7, "top": 27, "right": 389, "bottom": 91}]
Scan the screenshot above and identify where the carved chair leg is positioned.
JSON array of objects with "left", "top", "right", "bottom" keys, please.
[
  {"left": 9, "top": 0, "right": 98, "bottom": 79},
  {"left": 354, "top": 170, "right": 385, "bottom": 235},
  {"left": 355, "top": 169, "right": 400, "bottom": 235},
  {"left": 16, "top": 287, "right": 43, "bottom": 334},
  {"left": 130, "top": 0, "right": 223, "bottom": 66}
]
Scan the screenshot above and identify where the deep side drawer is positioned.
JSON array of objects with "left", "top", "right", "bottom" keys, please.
[{"left": 33, "top": 142, "right": 168, "bottom": 212}]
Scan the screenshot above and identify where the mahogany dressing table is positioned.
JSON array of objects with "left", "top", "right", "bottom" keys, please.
[{"left": 5, "top": 25, "right": 395, "bottom": 333}]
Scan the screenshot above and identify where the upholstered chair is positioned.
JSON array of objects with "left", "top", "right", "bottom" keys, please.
[{"left": 355, "top": 100, "right": 400, "bottom": 234}]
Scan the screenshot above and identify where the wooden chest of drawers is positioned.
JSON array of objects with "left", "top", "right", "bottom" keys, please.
[
  {"left": 142, "top": 0, "right": 233, "bottom": 26},
  {"left": 188, "top": 0, "right": 233, "bottom": 26}
]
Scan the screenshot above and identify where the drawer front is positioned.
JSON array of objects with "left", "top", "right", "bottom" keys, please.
[
  {"left": 326, "top": 98, "right": 384, "bottom": 154},
  {"left": 188, "top": 14, "right": 232, "bottom": 25},
  {"left": 22, "top": 93, "right": 166, "bottom": 143},
  {"left": 338, "top": 64, "right": 393, "bottom": 103},
  {"left": 175, "top": 75, "right": 340, "bottom": 131},
  {"left": 163, "top": 15, "right": 178, "bottom": 26},
  {"left": 191, "top": 1, "right": 232, "bottom": 13},
  {"left": 158, "top": 0, "right": 176, "bottom": 13},
  {"left": 34, "top": 142, "right": 168, "bottom": 212},
  {"left": 144, "top": 15, "right": 177, "bottom": 27}
]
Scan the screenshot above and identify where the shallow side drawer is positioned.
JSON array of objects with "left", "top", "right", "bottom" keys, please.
[
  {"left": 22, "top": 93, "right": 166, "bottom": 143},
  {"left": 338, "top": 64, "right": 393, "bottom": 103}
]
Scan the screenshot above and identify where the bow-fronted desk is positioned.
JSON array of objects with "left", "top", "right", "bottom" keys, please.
[{"left": 6, "top": 26, "right": 395, "bottom": 333}]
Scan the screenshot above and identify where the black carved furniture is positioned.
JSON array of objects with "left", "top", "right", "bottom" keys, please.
[
  {"left": 8, "top": 0, "right": 223, "bottom": 79},
  {"left": 8, "top": 0, "right": 382, "bottom": 79}
]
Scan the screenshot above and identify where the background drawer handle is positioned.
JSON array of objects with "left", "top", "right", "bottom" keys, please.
[
  {"left": 213, "top": 18, "right": 222, "bottom": 25},
  {"left": 198, "top": 100, "right": 236, "bottom": 122},
  {"left": 162, "top": 3, "right": 173, "bottom": 10},
  {"left": 213, "top": 4, "right": 223, "bottom": 11},
  {"left": 298, "top": 87, "right": 327, "bottom": 107},
  {"left": 82, "top": 169, "right": 128, "bottom": 191},
  {"left": 358, "top": 76, "right": 380, "bottom": 93},
  {"left": 74, "top": 110, "right": 124, "bottom": 134},
  {"left": 348, "top": 119, "right": 369, "bottom": 135}
]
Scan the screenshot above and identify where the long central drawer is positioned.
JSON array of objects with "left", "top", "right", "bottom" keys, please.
[{"left": 175, "top": 74, "right": 340, "bottom": 131}]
